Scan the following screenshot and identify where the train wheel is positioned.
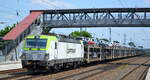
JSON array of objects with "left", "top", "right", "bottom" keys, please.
[{"left": 73, "top": 62, "right": 78, "bottom": 69}]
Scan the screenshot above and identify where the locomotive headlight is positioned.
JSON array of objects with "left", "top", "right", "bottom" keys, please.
[
  {"left": 20, "top": 51, "right": 28, "bottom": 59},
  {"left": 20, "top": 54, "right": 26, "bottom": 59},
  {"left": 44, "top": 54, "right": 49, "bottom": 60}
]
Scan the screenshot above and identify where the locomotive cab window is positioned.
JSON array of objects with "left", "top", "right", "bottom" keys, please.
[{"left": 26, "top": 39, "right": 47, "bottom": 48}]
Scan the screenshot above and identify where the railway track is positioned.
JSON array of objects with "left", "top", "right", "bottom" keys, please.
[
  {"left": 120, "top": 58, "right": 150, "bottom": 80},
  {"left": 0, "top": 69, "right": 26, "bottom": 74},
  {"left": 82, "top": 55, "right": 150, "bottom": 80},
  {"left": 0, "top": 55, "right": 148, "bottom": 80},
  {"left": 54, "top": 56, "right": 144, "bottom": 80},
  {"left": 0, "top": 71, "right": 34, "bottom": 80}
]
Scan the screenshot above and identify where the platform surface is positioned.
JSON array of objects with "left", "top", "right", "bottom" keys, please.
[
  {"left": 146, "top": 67, "right": 150, "bottom": 80},
  {"left": 0, "top": 61, "right": 22, "bottom": 71}
]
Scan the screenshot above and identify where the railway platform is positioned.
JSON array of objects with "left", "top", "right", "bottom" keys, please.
[
  {"left": 146, "top": 67, "right": 150, "bottom": 80},
  {"left": 0, "top": 61, "right": 22, "bottom": 71}
]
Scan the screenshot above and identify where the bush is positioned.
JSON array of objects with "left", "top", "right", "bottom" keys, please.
[{"left": 69, "top": 31, "right": 92, "bottom": 38}]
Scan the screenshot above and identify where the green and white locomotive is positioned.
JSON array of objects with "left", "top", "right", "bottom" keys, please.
[{"left": 21, "top": 35, "right": 84, "bottom": 71}]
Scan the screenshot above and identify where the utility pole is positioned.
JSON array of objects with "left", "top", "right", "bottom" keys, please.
[
  {"left": 80, "top": 28, "right": 82, "bottom": 37},
  {"left": 109, "top": 27, "right": 111, "bottom": 43},
  {"left": 130, "top": 38, "right": 132, "bottom": 42},
  {"left": 16, "top": 0, "right": 20, "bottom": 23},
  {"left": 123, "top": 33, "right": 126, "bottom": 45}
]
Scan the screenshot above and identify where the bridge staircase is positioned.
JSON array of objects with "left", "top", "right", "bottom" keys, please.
[{"left": 1, "top": 11, "right": 43, "bottom": 61}]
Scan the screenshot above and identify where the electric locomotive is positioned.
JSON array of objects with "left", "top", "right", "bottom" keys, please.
[{"left": 21, "top": 35, "right": 84, "bottom": 71}]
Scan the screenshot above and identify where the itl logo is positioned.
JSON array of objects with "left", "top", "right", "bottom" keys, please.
[{"left": 67, "top": 49, "right": 76, "bottom": 53}]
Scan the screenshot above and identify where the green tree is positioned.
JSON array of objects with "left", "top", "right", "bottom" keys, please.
[
  {"left": 128, "top": 42, "right": 136, "bottom": 47},
  {"left": 138, "top": 46, "right": 143, "bottom": 48},
  {"left": 42, "top": 28, "right": 52, "bottom": 34},
  {"left": 0, "top": 24, "right": 15, "bottom": 36},
  {"left": 69, "top": 31, "right": 92, "bottom": 38},
  {"left": 100, "top": 38, "right": 109, "bottom": 43}
]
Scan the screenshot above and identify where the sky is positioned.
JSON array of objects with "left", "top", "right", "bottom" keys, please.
[{"left": 0, "top": 0, "right": 150, "bottom": 48}]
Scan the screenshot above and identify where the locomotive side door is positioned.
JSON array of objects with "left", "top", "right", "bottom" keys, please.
[
  {"left": 54, "top": 41, "right": 58, "bottom": 59},
  {"left": 51, "top": 41, "right": 58, "bottom": 59}
]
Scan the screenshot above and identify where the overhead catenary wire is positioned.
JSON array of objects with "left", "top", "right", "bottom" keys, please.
[
  {"left": 0, "top": 0, "right": 21, "bottom": 25},
  {"left": 89, "top": 0, "right": 96, "bottom": 8},
  {"left": 0, "top": 9, "right": 16, "bottom": 15},
  {"left": 0, "top": 3, "right": 28, "bottom": 13},
  {"left": 122, "top": 0, "right": 129, "bottom": 8},
  {"left": 0, "top": 0, "right": 24, "bottom": 24},
  {"left": 41, "top": 0, "right": 61, "bottom": 9},
  {"left": 128, "top": 29, "right": 150, "bottom": 48},
  {"left": 118, "top": 0, "right": 126, "bottom": 8},
  {"left": 0, "top": 0, "right": 28, "bottom": 17},
  {"left": 133, "top": 0, "right": 138, "bottom": 8},
  {"left": 140, "top": 28, "right": 150, "bottom": 45}
]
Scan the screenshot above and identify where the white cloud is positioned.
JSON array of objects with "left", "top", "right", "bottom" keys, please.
[{"left": 31, "top": 0, "right": 74, "bottom": 9}]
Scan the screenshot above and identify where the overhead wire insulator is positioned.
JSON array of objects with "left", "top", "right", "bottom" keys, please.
[{"left": 17, "top": 11, "right": 19, "bottom": 17}]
